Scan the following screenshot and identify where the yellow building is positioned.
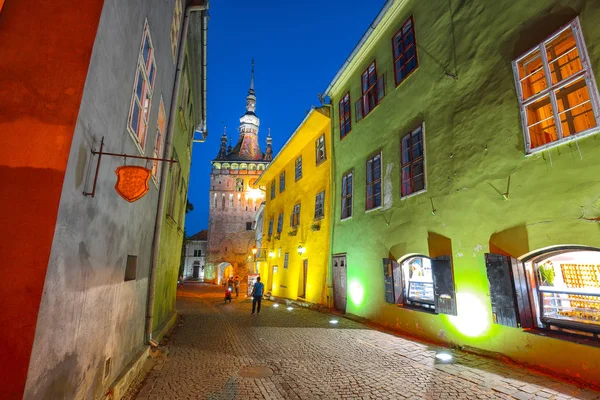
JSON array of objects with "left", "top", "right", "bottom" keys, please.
[{"left": 254, "top": 107, "right": 331, "bottom": 305}]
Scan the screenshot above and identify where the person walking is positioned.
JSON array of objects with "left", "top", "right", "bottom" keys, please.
[
  {"left": 251, "top": 276, "right": 264, "bottom": 314},
  {"left": 233, "top": 276, "right": 240, "bottom": 298}
]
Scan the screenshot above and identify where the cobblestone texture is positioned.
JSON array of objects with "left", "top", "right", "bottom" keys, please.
[{"left": 132, "top": 283, "right": 599, "bottom": 400}]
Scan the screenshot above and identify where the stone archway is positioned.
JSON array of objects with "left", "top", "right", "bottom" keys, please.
[{"left": 217, "top": 262, "right": 233, "bottom": 285}]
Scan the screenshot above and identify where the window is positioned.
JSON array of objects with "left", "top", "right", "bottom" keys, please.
[
  {"left": 341, "top": 172, "right": 353, "bottom": 220},
  {"left": 279, "top": 172, "right": 285, "bottom": 193},
  {"left": 314, "top": 191, "right": 325, "bottom": 219},
  {"left": 392, "top": 17, "right": 418, "bottom": 86},
  {"left": 152, "top": 98, "right": 166, "bottom": 182},
  {"left": 401, "top": 125, "right": 425, "bottom": 197},
  {"left": 339, "top": 92, "right": 352, "bottom": 139},
  {"left": 221, "top": 193, "right": 225, "bottom": 210},
  {"left": 229, "top": 193, "right": 234, "bottom": 208},
  {"left": 170, "top": 0, "right": 183, "bottom": 62},
  {"left": 486, "top": 249, "right": 600, "bottom": 335},
  {"left": 295, "top": 156, "right": 302, "bottom": 181},
  {"left": 268, "top": 218, "right": 274, "bottom": 236},
  {"left": 128, "top": 22, "right": 157, "bottom": 151},
  {"left": 125, "top": 255, "right": 137, "bottom": 282},
  {"left": 315, "top": 134, "right": 326, "bottom": 165},
  {"left": 513, "top": 19, "right": 600, "bottom": 152},
  {"left": 246, "top": 222, "right": 253, "bottom": 231},
  {"left": 270, "top": 181, "right": 276, "bottom": 200},
  {"left": 284, "top": 253, "right": 289, "bottom": 269},
  {"left": 356, "top": 61, "right": 385, "bottom": 121},
  {"left": 366, "top": 153, "right": 382, "bottom": 210},
  {"left": 167, "top": 151, "right": 180, "bottom": 218},
  {"left": 178, "top": 179, "right": 187, "bottom": 225},
  {"left": 290, "top": 204, "right": 301, "bottom": 228},
  {"left": 277, "top": 213, "right": 283, "bottom": 233},
  {"left": 383, "top": 256, "right": 457, "bottom": 315},
  {"left": 236, "top": 178, "right": 244, "bottom": 192},
  {"left": 213, "top": 193, "right": 217, "bottom": 209}
]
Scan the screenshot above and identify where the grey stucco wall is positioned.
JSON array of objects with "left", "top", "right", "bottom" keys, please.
[{"left": 23, "top": 1, "right": 181, "bottom": 398}]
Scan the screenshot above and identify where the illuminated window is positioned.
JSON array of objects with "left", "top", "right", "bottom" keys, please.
[
  {"left": 314, "top": 191, "right": 325, "bottom": 219},
  {"left": 341, "top": 172, "right": 353, "bottom": 220},
  {"left": 355, "top": 61, "right": 385, "bottom": 121},
  {"left": 401, "top": 125, "right": 425, "bottom": 197},
  {"left": 229, "top": 193, "right": 234, "bottom": 208},
  {"left": 290, "top": 204, "right": 301, "bottom": 228},
  {"left": 392, "top": 17, "right": 418, "bottom": 86},
  {"left": 128, "top": 21, "right": 157, "bottom": 152},
  {"left": 365, "top": 153, "right": 381, "bottom": 210},
  {"left": 315, "top": 134, "right": 326, "bottom": 165},
  {"left": 513, "top": 19, "right": 600, "bottom": 152},
  {"left": 383, "top": 256, "right": 456, "bottom": 315},
  {"left": 486, "top": 249, "right": 600, "bottom": 336},
  {"left": 236, "top": 178, "right": 244, "bottom": 192},
  {"left": 339, "top": 92, "right": 352, "bottom": 139},
  {"left": 152, "top": 98, "right": 166, "bottom": 183},
  {"left": 295, "top": 156, "right": 302, "bottom": 181},
  {"left": 279, "top": 172, "right": 286, "bottom": 193},
  {"left": 170, "top": 0, "right": 183, "bottom": 62}
]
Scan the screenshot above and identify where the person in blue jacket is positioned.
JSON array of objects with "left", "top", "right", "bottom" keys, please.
[{"left": 251, "top": 276, "right": 264, "bottom": 314}]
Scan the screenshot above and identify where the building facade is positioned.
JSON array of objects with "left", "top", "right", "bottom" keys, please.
[
  {"left": 205, "top": 64, "right": 272, "bottom": 284},
  {"left": 255, "top": 107, "right": 331, "bottom": 304},
  {"left": 183, "top": 230, "right": 208, "bottom": 280},
  {"left": 324, "top": 0, "right": 600, "bottom": 386},
  {"left": 0, "top": 1, "right": 207, "bottom": 398}
]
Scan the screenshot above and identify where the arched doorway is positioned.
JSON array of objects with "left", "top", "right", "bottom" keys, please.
[{"left": 217, "top": 262, "right": 233, "bottom": 285}]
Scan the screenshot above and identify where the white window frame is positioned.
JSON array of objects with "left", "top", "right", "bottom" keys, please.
[
  {"left": 400, "top": 123, "right": 427, "bottom": 200},
  {"left": 341, "top": 171, "right": 353, "bottom": 221},
  {"left": 127, "top": 20, "right": 157, "bottom": 154},
  {"left": 512, "top": 18, "right": 600, "bottom": 154}
]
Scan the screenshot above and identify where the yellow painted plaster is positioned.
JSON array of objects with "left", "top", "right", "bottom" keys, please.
[{"left": 255, "top": 108, "right": 331, "bottom": 304}]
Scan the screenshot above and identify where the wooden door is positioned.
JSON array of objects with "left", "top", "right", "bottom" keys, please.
[
  {"left": 268, "top": 265, "right": 275, "bottom": 293},
  {"left": 193, "top": 265, "right": 200, "bottom": 279},
  {"left": 298, "top": 259, "right": 308, "bottom": 298},
  {"left": 332, "top": 255, "right": 347, "bottom": 312}
]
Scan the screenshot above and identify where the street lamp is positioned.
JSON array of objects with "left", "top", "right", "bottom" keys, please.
[{"left": 251, "top": 246, "right": 258, "bottom": 274}]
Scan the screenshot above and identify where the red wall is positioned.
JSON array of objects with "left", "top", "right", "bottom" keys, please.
[{"left": 0, "top": 1, "right": 104, "bottom": 398}]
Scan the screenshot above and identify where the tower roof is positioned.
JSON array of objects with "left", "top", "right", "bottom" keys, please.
[{"left": 213, "top": 60, "right": 271, "bottom": 163}]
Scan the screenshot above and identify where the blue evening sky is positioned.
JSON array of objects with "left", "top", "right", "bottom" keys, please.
[{"left": 186, "top": 0, "right": 386, "bottom": 235}]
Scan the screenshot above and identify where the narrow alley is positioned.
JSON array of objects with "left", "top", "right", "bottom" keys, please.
[{"left": 127, "top": 284, "right": 599, "bottom": 400}]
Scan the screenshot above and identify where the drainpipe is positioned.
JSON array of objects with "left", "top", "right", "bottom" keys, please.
[{"left": 145, "top": 1, "right": 209, "bottom": 343}]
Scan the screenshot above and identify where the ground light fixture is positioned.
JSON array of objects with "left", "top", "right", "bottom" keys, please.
[
  {"left": 273, "top": 304, "right": 279, "bottom": 308},
  {"left": 287, "top": 306, "right": 293, "bottom": 311},
  {"left": 329, "top": 319, "right": 339, "bottom": 325},
  {"left": 435, "top": 352, "right": 453, "bottom": 362}
]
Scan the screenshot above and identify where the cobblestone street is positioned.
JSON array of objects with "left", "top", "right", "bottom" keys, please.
[{"left": 131, "top": 283, "right": 599, "bottom": 400}]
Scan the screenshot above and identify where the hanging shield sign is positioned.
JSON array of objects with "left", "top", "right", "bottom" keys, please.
[{"left": 114, "top": 166, "right": 152, "bottom": 202}]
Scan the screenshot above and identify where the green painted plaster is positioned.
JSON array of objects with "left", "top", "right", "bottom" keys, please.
[
  {"left": 330, "top": 0, "right": 600, "bottom": 386},
  {"left": 152, "top": 43, "right": 196, "bottom": 334}
]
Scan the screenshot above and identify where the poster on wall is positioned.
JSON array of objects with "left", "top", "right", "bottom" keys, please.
[{"left": 247, "top": 274, "right": 260, "bottom": 297}]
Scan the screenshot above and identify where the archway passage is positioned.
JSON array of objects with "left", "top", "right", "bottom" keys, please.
[{"left": 217, "top": 262, "right": 233, "bottom": 285}]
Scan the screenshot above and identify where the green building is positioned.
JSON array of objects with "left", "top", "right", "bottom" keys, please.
[
  {"left": 324, "top": 0, "right": 600, "bottom": 386},
  {"left": 150, "top": 8, "right": 208, "bottom": 339}
]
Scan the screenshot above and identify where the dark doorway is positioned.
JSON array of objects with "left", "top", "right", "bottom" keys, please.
[{"left": 332, "top": 255, "right": 347, "bottom": 312}]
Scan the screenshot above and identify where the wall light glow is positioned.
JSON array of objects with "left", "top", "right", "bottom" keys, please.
[
  {"left": 448, "top": 292, "right": 490, "bottom": 337},
  {"left": 246, "top": 188, "right": 264, "bottom": 201},
  {"left": 348, "top": 280, "right": 365, "bottom": 307}
]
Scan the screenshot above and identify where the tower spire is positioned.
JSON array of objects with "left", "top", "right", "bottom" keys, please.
[{"left": 250, "top": 59, "right": 255, "bottom": 93}]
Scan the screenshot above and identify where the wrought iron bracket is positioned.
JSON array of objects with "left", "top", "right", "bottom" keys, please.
[{"left": 83, "top": 136, "right": 178, "bottom": 197}]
